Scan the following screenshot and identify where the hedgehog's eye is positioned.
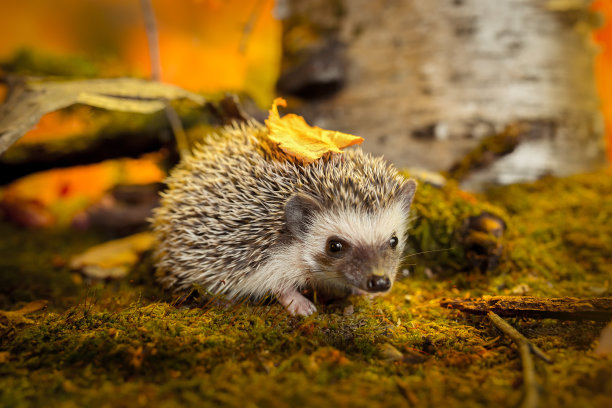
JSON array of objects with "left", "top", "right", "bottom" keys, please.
[
  {"left": 326, "top": 238, "right": 347, "bottom": 257},
  {"left": 389, "top": 235, "right": 399, "bottom": 249},
  {"left": 328, "top": 240, "right": 343, "bottom": 253}
]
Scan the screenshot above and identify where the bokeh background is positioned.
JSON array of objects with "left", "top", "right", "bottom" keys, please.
[{"left": 1, "top": 3, "right": 611, "bottom": 407}]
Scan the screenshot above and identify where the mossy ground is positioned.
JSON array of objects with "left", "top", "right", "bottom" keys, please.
[{"left": 1, "top": 171, "right": 611, "bottom": 407}]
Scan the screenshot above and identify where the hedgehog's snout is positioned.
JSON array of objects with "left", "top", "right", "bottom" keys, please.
[
  {"left": 325, "top": 241, "right": 400, "bottom": 294},
  {"left": 366, "top": 274, "right": 391, "bottom": 292}
]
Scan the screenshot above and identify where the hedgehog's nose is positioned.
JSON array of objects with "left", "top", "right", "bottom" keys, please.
[{"left": 367, "top": 275, "right": 391, "bottom": 292}]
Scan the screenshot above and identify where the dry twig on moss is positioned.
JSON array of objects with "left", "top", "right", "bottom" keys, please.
[
  {"left": 486, "top": 311, "right": 552, "bottom": 364},
  {"left": 487, "top": 312, "right": 545, "bottom": 408}
]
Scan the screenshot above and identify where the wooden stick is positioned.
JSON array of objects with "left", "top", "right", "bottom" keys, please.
[
  {"left": 487, "top": 311, "right": 552, "bottom": 363},
  {"left": 488, "top": 312, "right": 542, "bottom": 408},
  {"left": 139, "top": 0, "right": 162, "bottom": 81},
  {"left": 139, "top": 0, "right": 189, "bottom": 157},
  {"left": 239, "top": 0, "right": 265, "bottom": 53},
  {"left": 441, "top": 296, "right": 612, "bottom": 321},
  {"left": 518, "top": 340, "right": 539, "bottom": 408}
]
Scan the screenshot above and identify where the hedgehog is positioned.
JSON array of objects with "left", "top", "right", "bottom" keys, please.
[{"left": 152, "top": 122, "right": 417, "bottom": 316}]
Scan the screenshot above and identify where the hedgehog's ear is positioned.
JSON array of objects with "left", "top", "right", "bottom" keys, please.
[
  {"left": 400, "top": 179, "right": 417, "bottom": 210},
  {"left": 285, "top": 193, "right": 322, "bottom": 237}
]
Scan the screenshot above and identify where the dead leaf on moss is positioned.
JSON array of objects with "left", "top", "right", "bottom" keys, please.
[
  {"left": 0, "top": 299, "right": 49, "bottom": 327},
  {"left": 381, "top": 343, "right": 404, "bottom": 361},
  {"left": 264, "top": 97, "right": 363, "bottom": 163},
  {"left": 309, "top": 347, "right": 351, "bottom": 371},
  {"left": 594, "top": 321, "right": 612, "bottom": 355},
  {"left": 0, "top": 351, "right": 10, "bottom": 364},
  {"left": 69, "top": 232, "right": 156, "bottom": 279},
  {"left": 129, "top": 346, "right": 145, "bottom": 369},
  {"left": 0, "top": 77, "right": 205, "bottom": 155}
]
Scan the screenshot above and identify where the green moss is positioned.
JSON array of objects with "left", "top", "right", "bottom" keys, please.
[
  {"left": 404, "top": 174, "right": 508, "bottom": 276},
  {"left": 0, "top": 48, "right": 100, "bottom": 78},
  {"left": 1, "top": 171, "right": 611, "bottom": 407},
  {"left": 488, "top": 172, "right": 612, "bottom": 295},
  {"left": 447, "top": 125, "right": 522, "bottom": 181}
]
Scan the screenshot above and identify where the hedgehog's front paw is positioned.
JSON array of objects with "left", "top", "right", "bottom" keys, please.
[{"left": 278, "top": 289, "right": 317, "bottom": 316}]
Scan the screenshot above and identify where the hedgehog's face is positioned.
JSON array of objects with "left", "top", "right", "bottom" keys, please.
[{"left": 285, "top": 180, "right": 417, "bottom": 295}]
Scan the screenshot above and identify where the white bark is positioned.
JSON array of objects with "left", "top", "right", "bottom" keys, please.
[{"left": 283, "top": 0, "right": 606, "bottom": 188}]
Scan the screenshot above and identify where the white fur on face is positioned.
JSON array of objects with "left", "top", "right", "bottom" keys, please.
[
  {"left": 303, "top": 201, "right": 410, "bottom": 275},
  {"left": 222, "top": 201, "right": 411, "bottom": 301}
]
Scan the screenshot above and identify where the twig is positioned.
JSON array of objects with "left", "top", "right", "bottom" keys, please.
[
  {"left": 441, "top": 296, "right": 612, "bottom": 321},
  {"left": 488, "top": 312, "right": 544, "bottom": 408},
  {"left": 139, "top": 0, "right": 190, "bottom": 157},
  {"left": 518, "top": 341, "right": 539, "bottom": 408},
  {"left": 487, "top": 311, "right": 552, "bottom": 363},
  {"left": 239, "top": 0, "right": 265, "bottom": 53},
  {"left": 162, "top": 102, "right": 189, "bottom": 157},
  {"left": 139, "top": 0, "right": 162, "bottom": 81}
]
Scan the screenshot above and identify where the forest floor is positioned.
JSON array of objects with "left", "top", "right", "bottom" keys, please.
[{"left": 0, "top": 171, "right": 611, "bottom": 408}]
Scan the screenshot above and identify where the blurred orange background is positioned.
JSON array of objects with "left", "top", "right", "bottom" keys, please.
[
  {"left": 592, "top": 0, "right": 612, "bottom": 163},
  {"left": 0, "top": 0, "right": 280, "bottom": 107},
  {"left": 0, "top": 0, "right": 281, "bottom": 227},
  {"left": 1, "top": 0, "right": 610, "bottom": 158},
  {"left": 0, "top": 0, "right": 610, "bottom": 228}
]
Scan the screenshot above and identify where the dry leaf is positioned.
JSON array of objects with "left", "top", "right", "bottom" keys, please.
[
  {"left": 264, "top": 97, "right": 363, "bottom": 163},
  {"left": 0, "top": 351, "right": 10, "bottom": 364},
  {"left": 381, "top": 343, "right": 404, "bottom": 361},
  {"left": 0, "top": 300, "right": 49, "bottom": 327},
  {"left": 594, "top": 321, "right": 612, "bottom": 355},
  {"left": 69, "top": 232, "right": 156, "bottom": 279}
]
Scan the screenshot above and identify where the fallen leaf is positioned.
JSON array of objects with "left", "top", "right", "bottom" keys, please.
[
  {"left": 594, "top": 321, "right": 612, "bottom": 355},
  {"left": 308, "top": 347, "right": 351, "bottom": 371},
  {"left": 14, "top": 300, "right": 49, "bottom": 315},
  {"left": 510, "top": 283, "right": 531, "bottom": 295},
  {"left": 0, "top": 351, "right": 10, "bottom": 364},
  {"left": 343, "top": 305, "right": 354, "bottom": 316},
  {"left": 69, "top": 232, "right": 156, "bottom": 279},
  {"left": 381, "top": 343, "right": 404, "bottom": 361},
  {"left": 129, "top": 346, "right": 145, "bottom": 369},
  {"left": 264, "top": 97, "right": 363, "bottom": 163},
  {"left": 0, "top": 300, "right": 49, "bottom": 326}
]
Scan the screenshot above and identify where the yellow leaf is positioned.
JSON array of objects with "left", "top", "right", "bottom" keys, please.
[
  {"left": 0, "top": 300, "right": 49, "bottom": 327},
  {"left": 69, "top": 232, "right": 156, "bottom": 279},
  {"left": 264, "top": 98, "right": 363, "bottom": 163}
]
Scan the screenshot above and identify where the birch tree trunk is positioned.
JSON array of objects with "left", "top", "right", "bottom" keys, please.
[{"left": 278, "top": 0, "right": 606, "bottom": 189}]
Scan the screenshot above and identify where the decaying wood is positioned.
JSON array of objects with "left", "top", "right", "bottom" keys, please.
[
  {"left": 0, "top": 77, "right": 205, "bottom": 156},
  {"left": 72, "top": 184, "right": 162, "bottom": 232},
  {"left": 0, "top": 94, "right": 256, "bottom": 186},
  {"left": 441, "top": 296, "right": 612, "bottom": 321},
  {"left": 0, "top": 124, "right": 173, "bottom": 186}
]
